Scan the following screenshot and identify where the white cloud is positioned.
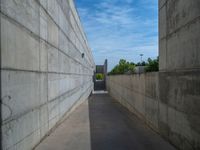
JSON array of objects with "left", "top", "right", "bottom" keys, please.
[{"left": 76, "top": 0, "right": 158, "bottom": 70}]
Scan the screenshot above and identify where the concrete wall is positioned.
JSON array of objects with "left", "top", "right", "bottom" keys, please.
[
  {"left": 107, "top": 73, "right": 200, "bottom": 150},
  {"left": 0, "top": 0, "right": 95, "bottom": 150},
  {"left": 107, "top": 1, "right": 200, "bottom": 149},
  {"left": 159, "top": 0, "right": 200, "bottom": 71}
]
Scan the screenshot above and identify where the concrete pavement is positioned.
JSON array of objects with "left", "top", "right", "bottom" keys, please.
[{"left": 35, "top": 94, "right": 176, "bottom": 150}]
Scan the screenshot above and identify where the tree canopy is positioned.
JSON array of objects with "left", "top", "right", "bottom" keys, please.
[
  {"left": 108, "top": 57, "right": 159, "bottom": 75},
  {"left": 108, "top": 59, "right": 135, "bottom": 75}
]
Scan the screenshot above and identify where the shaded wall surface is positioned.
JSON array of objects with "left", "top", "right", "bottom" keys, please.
[
  {"left": 107, "top": 0, "right": 200, "bottom": 149},
  {"left": 0, "top": 0, "right": 95, "bottom": 150},
  {"left": 159, "top": 0, "right": 200, "bottom": 71},
  {"left": 107, "top": 73, "right": 200, "bottom": 150}
]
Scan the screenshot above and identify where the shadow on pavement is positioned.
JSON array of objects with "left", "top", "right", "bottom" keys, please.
[{"left": 88, "top": 93, "right": 176, "bottom": 150}]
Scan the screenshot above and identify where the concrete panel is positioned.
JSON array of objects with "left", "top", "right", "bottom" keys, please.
[
  {"left": 47, "top": 0, "right": 59, "bottom": 25},
  {"left": 166, "top": 19, "right": 200, "bottom": 70},
  {"left": 39, "top": 8, "right": 48, "bottom": 41},
  {"left": 47, "top": 16, "right": 59, "bottom": 48},
  {"left": 39, "top": 105, "right": 49, "bottom": 138},
  {"left": 1, "top": 70, "right": 47, "bottom": 122},
  {"left": 47, "top": 46, "right": 59, "bottom": 72},
  {"left": 15, "top": 129, "right": 41, "bottom": 150},
  {"left": 58, "top": 74, "right": 69, "bottom": 95},
  {"left": 1, "top": 0, "right": 40, "bottom": 35},
  {"left": 58, "top": 5, "right": 70, "bottom": 36},
  {"left": 56, "top": 0, "right": 70, "bottom": 19},
  {"left": 39, "top": 40, "right": 48, "bottom": 72},
  {"left": 159, "top": 39, "right": 167, "bottom": 71},
  {"left": 48, "top": 100, "right": 59, "bottom": 122},
  {"left": 145, "top": 97, "right": 159, "bottom": 130},
  {"left": 159, "top": 0, "right": 200, "bottom": 71},
  {"left": 58, "top": 51, "right": 70, "bottom": 73},
  {"left": 166, "top": 0, "right": 200, "bottom": 35},
  {"left": 159, "top": 5, "right": 167, "bottom": 39},
  {"left": 58, "top": 30, "right": 69, "bottom": 55},
  {"left": 48, "top": 74, "right": 60, "bottom": 101},
  {"left": 1, "top": 16, "right": 40, "bottom": 71},
  {"left": 145, "top": 73, "right": 158, "bottom": 99},
  {"left": 2, "top": 108, "right": 40, "bottom": 150}
]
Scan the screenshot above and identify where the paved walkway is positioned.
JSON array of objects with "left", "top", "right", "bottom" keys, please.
[{"left": 35, "top": 94, "right": 176, "bottom": 150}]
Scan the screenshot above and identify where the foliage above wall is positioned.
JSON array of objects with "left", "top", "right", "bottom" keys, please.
[
  {"left": 108, "top": 57, "right": 159, "bottom": 75},
  {"left": 108, "top": 59, "right": 135, "bottom": 75}
]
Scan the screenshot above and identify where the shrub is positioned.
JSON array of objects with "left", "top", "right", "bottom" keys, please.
[{"left": 96, "top": 73, "right": 104, "bottom": 80}]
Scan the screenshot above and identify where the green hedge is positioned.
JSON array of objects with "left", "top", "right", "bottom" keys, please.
[{"left": 96, "top": 73, "right": 104, "bottom": 80}]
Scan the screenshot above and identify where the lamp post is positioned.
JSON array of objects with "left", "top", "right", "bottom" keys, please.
[{"left": 140, "top": 54, "right": 143, "bottom": 65}]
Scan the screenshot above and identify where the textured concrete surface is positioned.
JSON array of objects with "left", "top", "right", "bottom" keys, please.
[
  {"left": 158, "top": 0, "right": 200, "bottom": 149},
  {"left": 107, "top": 72, "right": 200, "bottom": 150},
  {"left": 35, "top": 94, "right": 176, "bottom": 150},
  {"left": 159, "top": 0, "right": 200, "bottom": 71},
  {"left": 1, "top": 0, "right": 94, "bottom": 150}
]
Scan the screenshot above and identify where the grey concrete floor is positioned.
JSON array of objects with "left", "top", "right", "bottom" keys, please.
[{"left": 35, "top": 94, "right": 176, "bottom": 150}]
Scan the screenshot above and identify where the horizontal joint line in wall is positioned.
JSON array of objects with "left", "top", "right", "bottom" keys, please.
[
  {"left": 159, "top": 67, "right": 200, "bottom": 73},
  {"left": 36, "top": 1, "right": 94, "bottom": 68},
  {"left": 1, "top": 68, "right": 93, "bottom": 76},
  {"left": 3, "top": 84, "right": 93, "bottom": 150},
  {"left": 159, "top": 0, "right": 169, "bottom": 11},
  {"left": 2, "top": 79, "right": 93, "bottom": 125},
  {"left": 0, "top": 11, "right": 93, "bottom": 72},
  {"left": 67, "top": 8, "right": 93, "bottom": 64},
  {"left": 159, "top": 15, "right": 200, "bottom": 40},
  {"left": 48, "top": 80, "right": 93, "bottom": 103}
]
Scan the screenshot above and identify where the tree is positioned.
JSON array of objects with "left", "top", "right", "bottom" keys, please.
[
  {"left": 145, "top": 57, "right": 159, "bottom": 72},
  {"left": 108, "top": 59, "right": 135, "bottom": 75},
  {"left": 136, "top": 61, "right": 146, "bottom": 66}
]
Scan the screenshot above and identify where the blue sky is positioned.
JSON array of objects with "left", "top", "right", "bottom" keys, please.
[{"left": 75, "top": 0, "right": 158, "bottom": 71}]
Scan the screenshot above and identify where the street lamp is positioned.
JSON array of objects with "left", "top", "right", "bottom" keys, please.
[{"left": 140, "top": 54, "right": 143, "bottom": 64}]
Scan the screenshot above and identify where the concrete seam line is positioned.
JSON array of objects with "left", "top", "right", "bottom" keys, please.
[
  {"left": 159, "top": 15, "right": 200, "bottom": 40},
  {"left": 159, "top": 0, "right": 169, "bottom": 11},
  {"left": 32, "top": 85, "right": 93, "bottom": 150},
  {"left": 35, "top": 0, "right": 93, "bottom": 69},
  {"left": 2, "top": 80, "right": 93, "bottom": 125},
  {"left": 0, "top": 12, "right": 93, "bottom": 72},
  {"left": 5, "top": 85, "right": 92, "bottom": 150},
  {"left": 1, "top": 68, "right": 93, "bottom": 76},
  {"left": 56, "top": 0, "right": 94, "bottom": 66}
]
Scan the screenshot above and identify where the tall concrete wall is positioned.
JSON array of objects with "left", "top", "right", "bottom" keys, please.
[
  {"left": 107, "top": 1, "right": 200, "bottom": 149},
  {"left": 0, "top": 0, "right": 95, "bottom": 150},
  {"left": 107, "top": 73, "right": 200, "bottom": 150},
  {"left": 158, "top": 0, "right": 200, "bottom": 149}
]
